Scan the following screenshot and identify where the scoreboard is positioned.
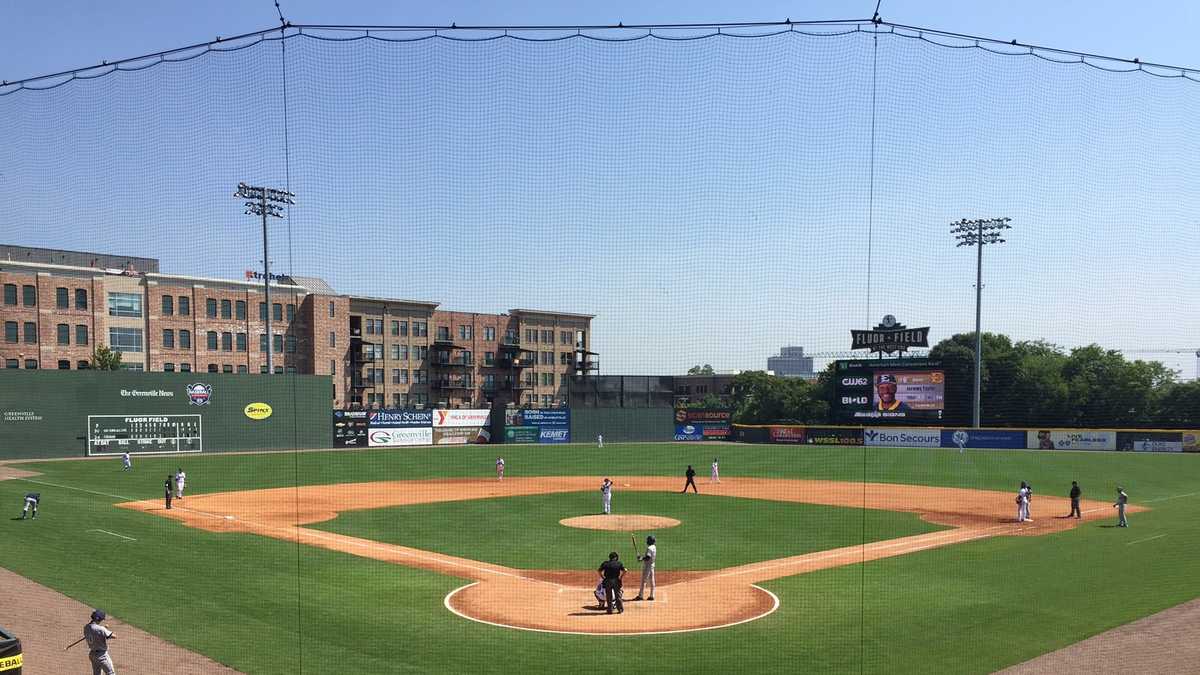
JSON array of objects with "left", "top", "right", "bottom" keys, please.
[
  {"left": 87, "top": 414, "right": 203, "bottom": 455},
  {"left": 833, "top": 359, "right": 945, "bottom": 425}
]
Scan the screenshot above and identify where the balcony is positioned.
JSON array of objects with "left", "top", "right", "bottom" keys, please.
[
  {"left": 497, "top": 356, "right": 534, "bottom": 369},
  {"left": 351, "top": 350, "right": 378, "bottom": 364},
  {"left": 433, "top": 357, "right": 474, "bottom": 368},
  {"left": 498, "top": 339, "right": 522, "bottom": 352},
  {"left": 576, "top": 359, "right": 600, "bottom": 372},
  {"left": 506, "top": 380, "right": 534, "bottom": 391},
  {"left": 349, "top": 379, "right": 369, "bottom": 390},
  {"left": 433, "top": 379, "right": 474, "bottom": 390}
]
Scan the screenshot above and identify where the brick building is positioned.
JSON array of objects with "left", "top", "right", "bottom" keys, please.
[{"left": 1, "top": 247, "right": 596, "bottom": 408}]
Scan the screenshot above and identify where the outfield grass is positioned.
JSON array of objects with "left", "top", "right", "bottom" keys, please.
[
  {"left": 311, "top": 491, "right": 944, "bottom": 570},
  {"left": 2, "top": 443, "right": 1198, "bottom": 674}
]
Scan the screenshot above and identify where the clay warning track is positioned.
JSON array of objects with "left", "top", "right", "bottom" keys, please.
[{"left": 118, "top": 477, "right": 1138, "bottom": 635}]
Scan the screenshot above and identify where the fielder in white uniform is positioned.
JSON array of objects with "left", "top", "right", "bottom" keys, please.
[
  {"left": 601, "top": 478, "right": 613, "bottom": 514},
  {"left": 121, "top": 452, "right": 131, "bottom": 471},
  {"left": 711, "top": 458, "right": 720, "bottom": 483},
  {"left": 496, "top": 457, "right": 505, "bottom": 481},
  {"left": 1016, "top": 482, "right": 1030, "bottom": 522},
  {"left": 174, "top": 469, "right": 186, "bottom": 499},
  {"left": 634, "top": 535, "right": 656, "bottom": 601},
  {"left": 597, "top": 434, "right": 604, "bottom": 448}
]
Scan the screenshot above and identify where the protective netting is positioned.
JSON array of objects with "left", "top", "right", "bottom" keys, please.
[{"left": 2, "top": 22, "right": 1200, "bottom": 675}]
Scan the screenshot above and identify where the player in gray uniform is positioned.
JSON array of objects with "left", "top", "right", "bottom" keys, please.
[
  {"left": 633, "top": 534, "right": 657, "bottom": 601},
  {"left": 84, "top": 609, "right": 117, "bottom": 675},
  {"left": 1114, "top": 487, "right": 1129, "bottom": 527},
  {"left": 601, "top": 478, "right": 613, "bottom": 514},
  {"left": 19, "top": 492, "right": 39, "bottom": 519},
  {"left": 121, "top": 452, "right": 131, "bottom": 471}
]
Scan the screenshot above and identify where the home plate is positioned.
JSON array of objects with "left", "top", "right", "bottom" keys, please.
[{"left": 224, "top": 515, "right": 235, "bottom": 520}]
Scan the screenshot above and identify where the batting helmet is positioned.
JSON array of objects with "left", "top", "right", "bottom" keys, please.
[{"left": 646, "top": 535, "right": 656, "bottom": 545}]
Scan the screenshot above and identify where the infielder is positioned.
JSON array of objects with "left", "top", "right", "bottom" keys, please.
[
  {"left": 1016, "top": 482, "right": 1030, "bottom": 522},
  {"left": 496, "top": 457, "right": 505, "bottom": 481},
  {"left": 84, "top": 609, "right": 117, "bottom": 675},
  {"left": 19, "top": 492, "right": 39, "bottom": 520},
  {"left": 634, "top": 535, "right": 657, "bottom": 601},
  {"left": 174, "top": 468, "right": 186, "bottom": 499},
  {"left": 601, "top": 478, "right": 613, "bottom": 514},
  {"left": 121, "top": 452, "right": 131, "bottom": 471},
  {"left": 1114, "top": 487, "right": 1129, "bottom": 527},
  {"left": 710, "top": 458, "right": 720, "bottom": 483}
]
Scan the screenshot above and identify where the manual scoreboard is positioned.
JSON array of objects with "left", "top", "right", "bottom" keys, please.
[{"left": 87, "top": 414, "right": 203, "bottom": 455}]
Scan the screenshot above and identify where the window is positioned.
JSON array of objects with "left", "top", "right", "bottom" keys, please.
[
  {"left": 274, "top": 366, "right": 284, "bottom": 374},
  {"left": 5, "top": 359, "right": 16, "bottom": 369},
  {"left": 484, "top": 374, "right": 496, "bottom": 388},
  {"left": 260, "top": 302, "right": 268, "bottom": 321},
  {"left": 561, "top": 331, "right": 572, "bottom": 345},
  {"left": 413, "top": 393, "right": 427, "bottom": 406},
  {"left": 542, "top": 395, "right": 553, "bottom": 407},
  {"left": 260, "top": 334, "right": 269, "bottom": 352},
  {"left": 413, "top": 321, "right": 427, "bottom": 337},
  {"left": 120, "top": 363, "right": 144, "bottom": 372},
  {"left": 236, "top": 300, "right": 246, "bottom": 320},
  {"left": 398, "top": 320, "right": 408, "bottom": 336},
  {"left": 390, "top": 345, "right": 399, "bottom": 360},
  {"left": 273, "top": 334, "right": 283, "bottom": 353},
  {"left": 392, "top": 393, "right": 402, "bottom": 407},
  {"left": 561, "top": 352, "right": 571, "bottom": 365},
  {"left": 208, "top": 364, "right": 219, "bottom": 373},
  {"left": 109, "top": 327, "right": 143, "bottom": 353},
  {"left": 4, "top": 322, "right": 15, "bottom": 343},
  {"left": 179, "top": 330, "right": 190, "bottom": 349},
  {"left": 178, "top": 296, "right": 190, "bottom": 315},
  {"left": 542, "top": 330, "right": 553, "bottom": 343},
  {"left": 223, "top": 364, "right": 233, "bottom": 374},
  {"left": 56, "top": 287, "right": 69, "bottom": 308},
  {"left": 57, "top": 323, "right": 70, "bottom": 345},
  {"left": 541, "top": 372, "right": 554, "bottom": 386},
  {"left": 391, "top": 320, "right": 400, "bottom": 336},
  {"left": 76, "top": 324, "right": 89, "bottom": 345},
  {"left": 108, "top": 292, "right": 143, "bottom": 317},
  {"left": 286, "top": 366, "right": 297, "bottom": 375},
  {"left": 287, "top": 304, "right": 295, "bottom": 322},
  {"left": 23, "top": 322, "right": 37, "bottom": 344},
  {"left": 413, "top": 369, "right": 427, "bottom": 384},
  {"left": 400, "top": 345, "right": 409, "bottom": 360},
  {"left": 416, "top": 345, "right": 428, "bottom": 360},
  {"left": 330, "top": 359, "right": 336, "bottom": 375},
  {"left": 542, "top": 351, "right": 554, "bottom": 365},
  {"left": 222, "top": 332, "right": 233, "bottom": 351},
  {"left": 459, "top": 325, "right": 472, "bottom": 340},
  {"left": 3, "top": 284, "right": 15, "bottom": 305},
  {"left": 272, "top": 303, "right": 283, "bottom": 321},
  {"left": 180, "top": 362, "right": 192, "bottom": 372},
  {"left": 372, "top": 368, "right": 384, "bottom": 384},
  {"left": 22, "top": 285, "right": 36, "bottom": 307},
  {"left": 76, "top": 289, "right": 88, "bottom": 310},
  {"left": 24, "top": 359, "right": 38, "bottom": 370},
  {"left": 54, "top": 359, "right": 71, "bottom": 370},
  {"left": 436, "top": 326, "right": 450, "bottom": 340},
  {"left": 163, "top": 363, "right": 175, "bottom": 372},
  {"left": 527, "top": 329, "right": 538, "bottom": 343},
  {"left": 392, "top": 368, "right": 402, "bottom": 384},
  {"left": 221, "top": 299, "right": 232, "bottom": 319},
  {"left": 329, "top": 301, "right": 335, "bottom": 318},
  {"left": 286, "top": 335, "right": 297, "bottom": 353},
  {"left": 237, "top": 365, "right": 248, "bottom": 373},
  {"left": 162, "top": 295, "right": 173, "bottom": 315},
  {"left": 461, "top": 350, "right": 473, "bottom": 365},
  {"left": 162, "top": 329, "right": 175, "bottom": 348},
  {"left": 206, "top": 298, "right": 218, "bottom": 318},
  {"left": 484, "top": 351, "right": 495, "bottom": 366},
  {"left": 236, "top": 333, "right": 247, "bottom": 352},
  {"left": 485, "top": 327, "right": 496, "bottom": 341},
  {"left": 261, "top": 365, "right": 269, "bottom": 374},
  {"left": 329, "top": 331, "right": 336, "bottom": 348},
  {"left": 505, "top": 329, "right": 518, "bottom": 344},
  {"left": 207, "top": 331, "right": 218, "bottom": 350}
]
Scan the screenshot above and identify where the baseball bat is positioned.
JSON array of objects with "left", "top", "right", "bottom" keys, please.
[
  {"left": 65, "top": 636, "right": 86, "bottom": 651},
  {"left": 631, "top": 533, "right": 640, "bottom": 560}
]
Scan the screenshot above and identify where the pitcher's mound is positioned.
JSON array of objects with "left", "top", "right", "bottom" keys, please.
[{"left": 560, "top": 515, "right": 681, "bottom": 531}]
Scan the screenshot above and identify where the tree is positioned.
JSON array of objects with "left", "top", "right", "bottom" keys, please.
[
  {"left": 1154, "top": 380, "right": 1200, "bottom": 427},
  {"left": 90, "top": 345, "right": 123, "bottom": 371},
  {"left": 729, "top": 371, "right": 828, "bottom": 425},
  {"left": 684, "top": 393, "right": 726, "bottom": 410},
  {"left": 687, "top": 364, "right": 715, "bottom": 375}
]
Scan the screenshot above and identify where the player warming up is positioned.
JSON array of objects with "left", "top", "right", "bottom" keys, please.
[
  {"left": 681, "top": 465, "right": 698, "bottom": 494},
  {"left": 495, "top": 457, "right": 505, "bottom": 481},
  {"left": 601, "top": 478, "right": 613, "bottom": 514},
  {"left": 174, "top": 468, "right": 186, "bottom": 499},
  {"left": 19, "top": 492, "right": 39, "bottom": 519},
  {"left": 84, "top": 609, "right": 117, "bottom": 675},
  {"left": 598, "top": 552, "right": 627, "bottom": 614},
  {"left": 710, "top": 458, "right": 720, "bottom": 483},
  {"left": 1114, "top": 487, "right": 1129, "bottom": 527},
  {"left": 634, "top": 535, "right": 657, "bottom": 601},
  {"left": 121, "top": 452, "right": 131, "bottom": 471}
]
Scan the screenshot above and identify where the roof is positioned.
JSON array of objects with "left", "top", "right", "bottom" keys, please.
[
  {"left": 146, "top": 272, "right": 306, "bottom": 291},
  {"left": 349, "top": 294, "right": 440, "bottom": 309},
  {"left": 290, "top": 275, "right": 339, "bottom": 295},
  {"left": 509, "top": 308, "right": 596, "bottom": 319}
]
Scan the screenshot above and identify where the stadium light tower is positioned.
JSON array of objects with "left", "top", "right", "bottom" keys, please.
[
  {"left": 951, "top": 217, "right": 1011, "bottom": 428},
  {"left": 235, "top": 182, "right": 295, "bottom": 375}
]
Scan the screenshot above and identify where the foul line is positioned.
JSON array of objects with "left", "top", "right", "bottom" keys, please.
[
  {"left": 16, "top": 478, "right": 134, "bottom": 501},
  {"left": 1127, "top": 534, "right": 1167, "bottom": 546},
  {"left": 442, "top": 582, "right": 780, "bottom": 636},
  {"left": 1143, "top": 491, "right": 1200, "bottom": 503},
  {"left": 88, "top": 529, "right": 136, "bottom": 542}
]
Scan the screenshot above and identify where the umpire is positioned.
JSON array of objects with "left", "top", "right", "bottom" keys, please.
[
  {"left": 163, "top": 476, "right": 173, "bottom": 510},
  {"left": 1068, "top": 481, "right": 1082, "bottom": 519},
  {"left": 597, "top": 552, "right": 627, "bottom": 614}
]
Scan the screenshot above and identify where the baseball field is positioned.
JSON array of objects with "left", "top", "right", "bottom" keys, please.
[{"left": 1, "top": 442, "right": 1198, "bottom": 674}]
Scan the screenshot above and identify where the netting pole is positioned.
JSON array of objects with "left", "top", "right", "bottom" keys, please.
[{"left": 973, "top": 225, "right": 983, "bottom": 428}]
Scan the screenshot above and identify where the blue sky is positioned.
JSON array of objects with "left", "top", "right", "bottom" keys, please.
[{"left": 2, "top": 1, "right": 1199, "bottom": 377}]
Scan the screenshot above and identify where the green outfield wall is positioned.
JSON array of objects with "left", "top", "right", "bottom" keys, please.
[
  {"left": 0, "top": 371, "right": 331, "bottom": 459},
  {"left": 569, "top": 407, "right": 675, "bottom": 443}
]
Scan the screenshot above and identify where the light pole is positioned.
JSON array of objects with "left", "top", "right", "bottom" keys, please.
[
  {"left": 235, "top": 182, "right": 295, "bottom": 375},
  {"left": 951, "top": 217, "right": 1011, "bottom": 428}
]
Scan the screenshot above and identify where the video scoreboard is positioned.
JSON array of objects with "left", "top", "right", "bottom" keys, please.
[{"left": 833, "top": 359, "right": 945, "bottom": 425}]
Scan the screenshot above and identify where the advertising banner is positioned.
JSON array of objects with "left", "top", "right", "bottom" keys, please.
[
  {"left": 673, "top": 408, "right": 732, "bottom": 440},
  {"left": 1027, "top": 430, "right": 1116, "bottom": 451},
  {"left": 804, "top": 427, "right": 865, "bottom": 446},
  {"left": 674, "top": 424, "right": 704, "bottom": 441},
  {"left": 768, "top": 426, "right": 806, "bottom": 444},
  {"left": 332, "top": 410, "right": 369, "bottom": 448},
  {"left": 940, "top": 429, "right": 1026, "bottom": 450},
  {"left": 433, "top": 409, "right": 491, "bottom": 428},
  {"left": 674, "top": 408, "right": 732, "bottom": 424},
  {"left": 504, "top": 426, "right": 541, "bottom": 443},
  {"left": 433, "top": 427, "right": 484, "bottom": 445},
  {"left": 1117, "top": 431, "right": 1183, "bottom": 453},
  {"left": 368, "top": 409, "right": 434, "bottom": 427},
  {"left": 367, "top": 427, "right": 434, "bottom": 447},
  {"left": 863, "top": 427, "right": 942, "bottom": 448},
  {"left": 517, "top": 409, "right": 570, "bottom": 426},
  {"left": 538, "top": 427, "right": 570, "bottom": 443},
  {"left": 506, "top": 408, "right": 570, "bottom": 444},
  {"left": 1183, "top": 431, "right": 1199, "bottom": 453}
]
